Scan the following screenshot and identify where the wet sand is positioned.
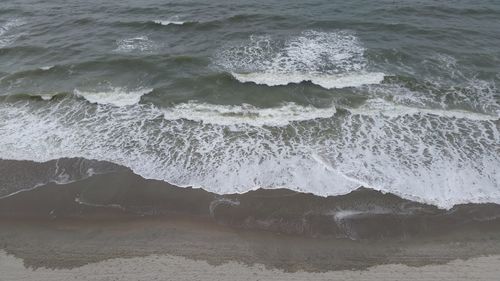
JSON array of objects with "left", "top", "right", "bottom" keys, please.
[{"left": 2, "top": 167, "right": 500, "bottom": 240}]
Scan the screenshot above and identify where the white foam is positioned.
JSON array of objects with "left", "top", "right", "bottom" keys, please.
[
  {"left": 39, "top": 65, "right": 54, "bottom": 71},
  {"left": 216, "top": 30, "right": 385, "bottom": 89},
  {"left": 74, "top": 87, "right": 152, "bottom": 106},
  {"left": 233, "top": 72, "right": 385, "bottom": 89},
  {"left": 0, "top": 19, "right": 25, "bottom": 36},
  {"left": 350, "top": 98, "right": 499, "bottom": 121},
  {"left": 365, "top": 55, "right": 500, "bottom": 118},
  {"left": 39, "top": 94, "right": 53, "bottom": 101},
  {"left": 114, "top": 36, "right": 156, "bottom": 53},
  {"left": 0, "top": 96, "right": 498, "bottom": 209},
  {"left": 0, "top": 18, "right": 25, "bottom": 48},
  {"left": 162, "top": 101, "right": 337, "bottom": 126}
]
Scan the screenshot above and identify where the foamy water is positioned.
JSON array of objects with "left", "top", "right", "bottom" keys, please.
[
  {"left": 232, "top": 72, "right": 385, "bottom": 89},
  {"left": 74, "top": 87, "right": 153, "bottom": 107},
  {"left": 162, "top": 101, "right": 337, "bottom": 126},
  {"left": 1, "top": 0, "right": 499, "bottom": 209},
  {"left": 0, "top": 91, "right": 498, "bottom": 209},
  {"left": 0, "top": 18, "right": 25, "bottom": 48},
  {"left": 153, "top": 20, "right": 186, "bottom": 26},
  {"left": 216, "top": 31, "right": 385, "bottom": 89},
  {"left": 114, "top": 36, "right": 156, "bottom": 53}
]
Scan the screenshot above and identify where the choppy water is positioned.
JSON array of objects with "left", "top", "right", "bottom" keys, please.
[{"left": 0, "top": 0, "right": 499, "bottom": 208}]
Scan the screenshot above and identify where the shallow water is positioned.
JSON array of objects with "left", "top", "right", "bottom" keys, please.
[{"left": 0, "top": 0, "right": 499, "bottom": 208}]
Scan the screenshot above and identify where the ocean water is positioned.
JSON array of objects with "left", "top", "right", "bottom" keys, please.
[{"left": 0, "top": 0, "right": 499, "bottom": 209}]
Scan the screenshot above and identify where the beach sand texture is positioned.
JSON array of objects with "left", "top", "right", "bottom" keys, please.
[{"left": 2, "top": 251, "right": 499, "bottom": 281}]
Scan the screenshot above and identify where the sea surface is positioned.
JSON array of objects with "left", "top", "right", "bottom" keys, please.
[{"left": 0, "top": 0, "right": 499, "bottom": 209}]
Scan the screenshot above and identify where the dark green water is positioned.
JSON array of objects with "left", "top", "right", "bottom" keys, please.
[{"left": 0, "top": 0, "right": 499, "bottom": 208}]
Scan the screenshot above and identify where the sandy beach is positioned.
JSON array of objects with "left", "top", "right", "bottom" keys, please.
[
  {"left": 1, "top": 215, "right": 500, "bottom": 281},
  {"left": 2, "top": 251, "right": 500, "bottom": 281}
]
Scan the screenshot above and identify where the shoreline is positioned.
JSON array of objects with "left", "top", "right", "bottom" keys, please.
[
  {"left": 2, "top": 164, "right": 500, "bottom": 240},
  {"left": 2, "top": 157, "right": 498, "bottom": 210}
]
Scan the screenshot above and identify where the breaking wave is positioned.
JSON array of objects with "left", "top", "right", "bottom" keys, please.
[
  {"left": 74, "top": 87, "right": 153, "bottom": 107},
  {"left": 162, "top": 101, "right": 336, "bottom": 126},
  {"left": 152, "top": 20, "right": 187, "bottom": 26},
  {"left": 0, "top": 89, "right": 498, "bottom": 209},
  {"left": 215, "top": 30, "right": 385, "bottom": 89},
  {"left": 232, "top": 72, "right": 385, "bottom": 89}
]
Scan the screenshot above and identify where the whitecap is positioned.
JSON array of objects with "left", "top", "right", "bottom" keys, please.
[
  {"left": 74, "top": 87, "right": 153, "bottom": 106},
  {"left": 39, "top": 65, "right": 54, "bottom": 71},
  {"left": 39, "top": 94, "right": 53, "bottom": 101},
  {"left": 153, "top": 20, "right": 186, "bottom": 26},
  {"left": 162, "top": 101, "right": 337, "bottom": 126},
  {"left": 232, "top": 72, "right": 385, "bottom": 89},
  {"left": 114, "top": 36, "right": 156, "bottom": 53}
]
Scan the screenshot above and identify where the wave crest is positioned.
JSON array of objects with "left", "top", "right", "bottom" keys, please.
[
  {"left": 74, "top": 87, "right": 153, "bottom": 106},
  {"left": 152, "top": 20, "right": 187, "bottom": 26},
  {"left": 162, "top": 101, "right": 336, "bottom": 126},
  {"left": 232, "top": 72, "right": 385, "bottom": 89}
]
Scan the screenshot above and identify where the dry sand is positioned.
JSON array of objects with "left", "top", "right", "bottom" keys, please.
[
  {"left": 1, "top": 251, "right": 499, "bottom": 281},
  {"left": 1, "top": 217, "right": 500, "bottom": 281}
]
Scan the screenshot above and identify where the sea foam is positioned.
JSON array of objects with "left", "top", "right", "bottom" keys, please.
[
  {"left": 0, "top": 93, "right": 498, "bottom": 209},
  {"left": 215, "top": 31, "right": 385, "bottom": 89},
  {"left": 232, "top": 72, "right": 385, "bottom": 89},
  {"left": 0, "top": 18, "right": 25, "bottom": 48},
  {"left": 351, "top": 98, "right": 499, "bottom": 121},
  {"left": 162, "top": 101, "right": 336, "bottom": 126},
  {"left": 153, "top": 20, "right": 186, "bottom": 26},
  {"left": 114, "top": 36, "right": 156, "bottom": 53}
]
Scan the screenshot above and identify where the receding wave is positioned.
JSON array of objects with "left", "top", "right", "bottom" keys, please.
[
  {"left": 0, "top": 158, "right": 123, "bottom": 199},
  {"left": 4, "top": 164, "right": 500, "bottom": 240},
  {"left": 215, "top": 30, "right": 385, "bottom": 89}
]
